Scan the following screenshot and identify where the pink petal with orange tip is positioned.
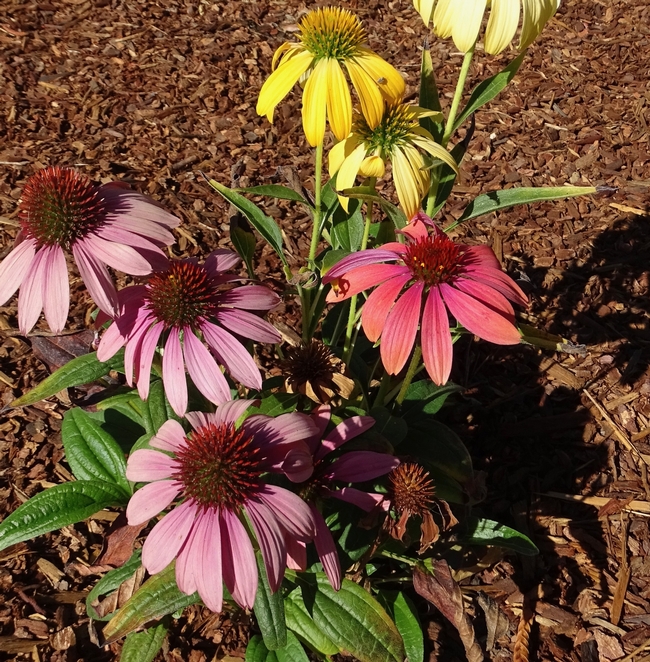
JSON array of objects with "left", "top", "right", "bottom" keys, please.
[
  {"left": 361, "top": 273, "right": 411, "bottom": 342},
  {"left": 421, "top": 286, "right": 453, "bottom": 385},
  {"left": 326, "top": 263, "right": 409, "bottom": 303}
]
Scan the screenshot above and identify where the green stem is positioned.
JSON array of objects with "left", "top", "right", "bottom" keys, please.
[
  {"left": 379, "top": 550, "right": 417, "bottom": 566},
  {"left": 343, "top": 199, "right": 374, "bottom": 363},
  {"left": 442, "top": 43, "right": 475, "bottom": 147},
  {"left": 308, "top": 142, "right": 324, "bottom": 265},
  {"left": 395, "top": 345, "right": 422, "bottom": 406},
  {"left": 373, "top": 372, "right": 392, "bottom": 409}
]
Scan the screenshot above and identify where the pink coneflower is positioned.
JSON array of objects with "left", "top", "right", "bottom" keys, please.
[
  {"left": 323, "top": 213, "right": 528, "bottom": 385},
  {"left": 96, "top": 251, "right": 281, "bottom": 416},
  {"left": 293, "top": 405, "right": 400, "bottom": 589},
  {"left": 0, "top": 167, "right": 179, "bottom": 334},
  {"left": 125, "top": 400, "right": 318, "bottom": 612}
]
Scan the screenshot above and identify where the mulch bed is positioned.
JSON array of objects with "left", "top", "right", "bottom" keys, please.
[{"left": 1, "top": 0, "right": 649, "bottom": 659}]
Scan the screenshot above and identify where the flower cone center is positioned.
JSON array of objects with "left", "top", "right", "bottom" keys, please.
[
  {"left": 283, "top": 341, "right": 336, "bottom": 381},
  {"left": 299, "top": 7, "right": 366, "bottom": 60},
  {"left": 19, "top": 167, "right": 107, "bottom": 249},
  {"left": 389, "top": 463, "right": 435, "bottom": 516},
  {"left": 145, "top": 262, "right": 216, "bottom": 329},
  {"left": 405, "top": 235, "right": 464, "bottom": 287},
  {"left": 173, "top": 422, "right": 263, "bottom": 510},
  {"left": 355, "top": 103, "right": 418, "bottom": 154}
]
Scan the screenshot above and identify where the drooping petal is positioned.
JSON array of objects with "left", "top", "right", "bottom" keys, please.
[
  {"left": 215, "top": 309, "right": 281, "bottom": 344},
  {"left": 256, "top": 485, "right": 315, "bottom": 540},
  {"left": 281, "top": 447, "right": 315, "bottom": 483},
  {"left": 520, "top": 0, "right": 559, "bottom": 50},
  {"left": 17, "top": 247, "right": 47, "bottom": 334},
  {"left": 176, "top": 510, "right": 207, "bottom": 594},
  {"left": 142, "top": 500, "right": 197, "bottom": 575},
  {"left": 317, "top": 416, "right": 376, "bottom": 461},
  {"left": 361, "top": 273, "right": 411, "bottom": 343},
  {"left": 461, "top": 265, "right": 528, "bottom": 307},
  {"left": 334, "top": 142, "right": 368, "bottom": 213},
  {"left": 285, "top": 537, "right": 307, "bottom": 571},
  {"left": 41, "top": 245, "right": 70, "bottom": 333},
  {"left": 331, "top": 486, "right": 384, "bottom": 511},
  {"left": 218, "top": 285, "right": 280, "bottom": 311},
  {"left": 185, "top": 411, "right": 213, "bottom": 431},
  {"left": 244, "top": 413, "right": 317, "bottom": 451},
  {"left": 485, "top": 0, "right": 521, "bottom": 54},
  {"left": 196, "top": 508, "right": 223, "bottom": 612},
  {"left": 126, "top": 480, "right": 183, "bottom": 526},
  {"left": 150, "top": 419, "right": 187, "bottom": 453},
  {"left": 413, "top": 0, "right": 436, "bottom": 25},
  {"left": 354, "top": 47, "right": 405, "bottom": 103},
  {"left": 345, "top": 60, "right": 384, "bottom": 129},
  {"left": 82, "top": 233, "right": 153, "bottom": 276},
  {"left": 163, "top": 327, "right": 188, "bottom": 417},
  {"left": 323, "top": 249, "right": 402, "bottom": 281},
  {"left": 126, "top": 449, "right": 178, "bottom": 482},
  {"left": 326, "top": 59, "right": 352, "bottom": 142},
  {"left": 380, "top": 281, "right": 424, "bottom": 375},
  {"left": 463, "top": 244, "right": 501, "bottom": 270},
  {"left": 392, "top": 146, "right": 424, "bottom": 221},
  {"left": 221, "top": 509, "right": 258, "bottom": 609},
  {"left": 312, "top": 508, "right": 341, "bottom": 590},
  {"left": 245, "top": 500, "right": 286, "bottom": 592},
  {"left": 73, "top": 240, "right": 118, "bottom": 316},
  {"left": 309, "top": 405, "right": 331, "bottom": 451},
  {"left": 0, "top": 238, "right": 36, "bottom": 306},
  {"left": 183, "top": 328, "right": 231, "bottom": 406},
  {"left": 454, "top": 277, "right": 515, "bottom": 319},
  {"left": 328, "top": 136, "right": 360, "bottom": 179},
  {"left": 302, "top": 58, "right": 329, "bottom": 147},
  {"left": 421, "top": 287, "right": 454, "bottom": 385},
  {"left": 122, "top": 315, "right": 151, "bottom": 386},
  {"left": 204, "top": 248, "right": 241, "bottom": 276},
  {"left": 136, "top": 321, "right": 164, "bottom": 401},
  {"left": 101, "top": 186, "right": 181, "bottom": 236},
  {"left": 329, "top": 451, "right": 399, "bottom": 482},
  {"left": 326, "top": 263, "right": 410, "bottom": 303}
]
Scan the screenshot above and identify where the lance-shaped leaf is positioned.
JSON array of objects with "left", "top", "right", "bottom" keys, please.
[
  {"left": 458, "top": 517, "right": 538, "bottom": 555},
  {"left": 0, "top": 481, "right": 129, "bottom": 552},
  {"left": 9, "top": 350, "right": 125, "bottom": 408},
  {"left": 246, "top": 631, "right": 310, "bottom": 662},
  {"left": 331, "top": 197, "right": 364, "bottom": 252},
  {"left": 378, "top": 591, "right": 424, "bottom": 662},
  {"left": 119, "top": 623, "right": 167, "bottom": 662},
  {"left": 254, "top": 551, "right": 287, "bottom": 650},
  {"left": 285, "top": 588, "right": 339, "bottom": 657},
  {"left": 103, "top": 563, "right": 200, "bottom": 643},
  {"left": 237, "top": 185, "right": 309, "bottom": 206}
]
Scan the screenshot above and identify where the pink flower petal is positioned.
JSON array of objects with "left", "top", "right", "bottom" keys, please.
[
  {"left": 312, "top": 508, "right": 341, "bottom": 590},
  {"left": 215, "top": 309, "right": 281, "bottom": 344},
  {"left": 317, "top": 416, "right": 376, "bottom": 461},
  {"left": 400, "top": 216, "right": 429, "bottom": 241},
  {"left": 126, "top": 449, "right": 178, "bottom": 482},
  {"left": 205, "top": 249, "right": 241, "bottom": 275},
  {"left": 150, "top": 419, "right": 187, "bottom": 452},
  {"left": 0, "top": 238, "right": 36, "bottom": 306},
  {"left": 245, "top": 500, "right": 286, "bottom": 592},
  {"left": 126, "top": 480, "right": 182, "bottom": 526},
  {"left": 73, "top": 241, "right": 118, "bottom": 316},
  {"left": 308, "top": 405, "right": 331, "bottom": 454},
  {"left": 218, "top": 285, "right": 280, "bottom": 310},
  {"left": 142, "top": 500, "right": 197, "bottom": 575},
  {"left": 461, "top": 265, "right": 528, "bottom": 307},
  {"left": 421, "top": 287, "right": 453, "bottom": 385},
  {"left": 463, "top": 244, "right": 501, "bottom": 270},
  {"left": 200, "top": 322, "right": 263, "bottom": 389},
  {"left": 82, "top": 234, "right": 153, "bottom": 276},
  {"left": 281, "top": 447, "right": 314, "bottom": 483},
  {"left": 185, "top": 411, "right": 213, "bottom": 430},
  {"left": 285, "top": 537, "right": 307, "bottom": 571},
  {"left": 213, "top": 399, "right": 257, "bottom": 427},
  {"left": 257, "top": 484, "right": 315, "bottom": 539},
  {"left": 17, "top": 247, "right": 47, "bottom": 334},
  {"left": 244, "top": 413, "right": 317, "bottom": 449},
  {"left": 330, "top": 486, "right": 384, "bottom": 512},
  {"left": 123, "top": 315, "right": 153, "bottom": 386},
  {"left": 326, "top": 264, "right": 409, "bottom": 303},
  {"left": 183, "top": 327, "right": 231, "bottom": 406},
  {"left": 329, "top": 451, "right": 399, "bottom": 482},
  {"left": 196, "top": 508, "right": 223, "bottom": 612},
  {"left": 163, "top": 327, "right": 188, "bottom": 416},
  {"left": 176, "top": 511, "right": 207, "bottom": 594},
  {"left": 323, "top": 248, "right": 402, "bottom": 281},
  {"left": 221, "top": 509, "right": 258, "bottom": 609},
  {"left": 42, "top": 246, "right": 70, "bottom": 334},
  {"left": 361, "top": 274, "right": 411, "bottom": 343},
  {"left": 136, "top": 321, "right": 164, "bottom": 400},
  {"left": 101, "top": 186, "right": 180, "bottom": 235},
  {"left": 440, "top": 283, "right": 521, "bottom": 345},
  {"left": 380, "top": 281, "right": 424, "bottom": 375}
]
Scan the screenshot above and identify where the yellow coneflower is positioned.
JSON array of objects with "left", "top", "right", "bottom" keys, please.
[
  {"left": 256, "top": 7, "right": 405, "bottom": 147},
  {"left": 413, "top": 0, "right": 560, "bottom": 54},
  {"left": 329, "top": 102, "right": 458, "bottom": 220}
]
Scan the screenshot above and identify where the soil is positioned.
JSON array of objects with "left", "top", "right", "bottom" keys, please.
[{"left": 0, "top": 0, "right": 649, "bottom": 660}]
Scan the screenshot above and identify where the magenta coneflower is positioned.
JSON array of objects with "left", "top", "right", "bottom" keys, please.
[
  {"left": 0, "top": 167, "right": 179, "bottom": 334},
  {"left": 295, "top": 405, "right": 400, "bottom": 589},
  {"left": 96, "top": 250, "right": 281, "bottom": 416},
  {"left": 323, "top": 213, "right": 528, "bottom": 385},
  {"left": 125, "top": 400, "right": 318, "bottom": 611}
]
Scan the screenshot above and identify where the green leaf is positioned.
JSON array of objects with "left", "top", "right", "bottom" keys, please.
[
  {"left": 237, "top": 185, "right": 309, "bottom": 206},
  {"left": 320, "top": 249, "right": 351, "bottom": 276},
  {"left": 340, "top": 187, "right": 408, "bottom": 232},
  {"left": 285, "top": 589, "right": 339, "bottom": 656},
  {"left": 331, "top": 197, "right": 364, "bottom": 252},
  {"left": 9, "top": 350, "right": 125, "bottom": 408},
  {"left": 103, "top": 563, "right": 200, "bottom": 643},
  {"left": 247, "top": 631, "right": 311, "bottom": 662},
  {"left": 428, "top": 140, "right": 468, "bottom": 218},
  {"left": 378, "top": 591, "right": 424, "bottom": 662},
  {"left": 206, "top": 179, "right": 287, "bottom": 266},
  {"left": 62, "top": 409, "right": 131, "bottom": 493},
  {"left": 401, "top": 380, "right": 462, "bottom": 417},
  {"left": 419, "top": 43, "right": 443, "bottom": 142},
  {"left": 276, "top": 631, "right": 310, "bottom": 662},
  {"left": 85, "top": 398, "right": 146, "bottom": 454},
  {"left": 447, "top": 184, "right": 598, "bottom": 231},
  {"left": 253, "top": 552, "right": 287, "bottom": 650},
  {"left": 87, "top": 551, "right": 143, "bottom": 621},
  {"left": 459, "top": 517, "right": 539, "bottom": 555},
  {"left": 453, "top": 52, "right": 526, "bottom": 132},
  {"left": 252, "top": 394, "right": 299, "bottom": 418},
  {"left": 368, "top": 407, "right": 408, "bottom": 447},
  {"left": 299, "top": 574, "right": 405, "bottom": 662},
  {"left": 231, "top": 223, "right": 257, "bottom": 278},
  {"left": 119, "top": 623, "right": 167, "bottom": 662},
  {"left": 246, "top": 635, "right": 279, "bottom": 662},
  {"left": 0, "top": 481, "right": 129, "bottom": 552}
]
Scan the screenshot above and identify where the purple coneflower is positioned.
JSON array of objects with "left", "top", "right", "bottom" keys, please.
[
  {"left": 96, "top": 250, "right": 281, "bottom": 416},
  {"left": 125, "top": 400, "right": 318, "bottom": 612},
  {"left": 323, "top": 212, "right": 528, "bottom": 385},
  {"left": 0, "top": 167, "right": 179, "bottom": 334},
  {"left": 294, "top": 405, "right": 400, "bottom": 589}
]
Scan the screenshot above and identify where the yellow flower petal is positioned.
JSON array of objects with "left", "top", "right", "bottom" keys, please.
[
  {"left": 409, "top": 133, "right": 459, "bottom": 175},
  {"left": 432, "top": 0, "right": 455, "bottom": 39},
  {"left": 485, "top": 0, "right": 520, "bottom": 54},
  {"left": 336, "top": 142, "right": 368, "bottom": 212},
  {"left": 302, "top": 58, "right": 329, "bottom": 147},
  {"left": 520, "top": 0, "right": 558, "bottom": 50},
  {"left": 355, "top": 48, "right": 405, "bottom": 103},
  {"left": 326, "top": 60, "right": 353, "bottom": 142},
  {"left": 257, "top": 50, "right": 313, "bottom": 122},
  {"left": 271, "top": 42, "right": 294, "bottom": 71},
  {"left": 392, "top": 147, "right": 423, "bottom": 220},
  {"left": 435, "top": 0, "right": 487, "bottom": 53},
  {"left": 345, "top": 60, "right": 385, "bottom": 129},
  {"left": 328, "top": 136, "right": 360, "bottom": 178},
  {"left": 359, "top": 155, "right": 385, "bottom": 178},
  {"left": 413, "top": 0, "right": 436, "bottom": 25}
]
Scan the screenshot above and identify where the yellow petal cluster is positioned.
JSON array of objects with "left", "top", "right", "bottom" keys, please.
[
  {"left": 329, "top": 103, "right": 458, "bottom": 220},
  {"left": 256, "top": 7, "right": 405, "bottom": 147},
  {"left": 413, "top": 0, "right": 560, "bottom": 54}
]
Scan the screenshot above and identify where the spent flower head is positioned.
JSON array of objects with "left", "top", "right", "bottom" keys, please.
[
  {"left": 125, "top": 401, "right": 318, "bottom": 611},
  {"left": 97, "top": 249, "right": 281, "bottom": 416},
  {"left": 414, "top": 0, "right": 560, "bottom": 54},
  {"left": 329, "top": 102, "right": 458, "bottom": 219},
  {"left": 256, "top": 7, "right": 405, "bottom": 147},
  {"left": 0, "top": 167, "right": 179, "bottom": 334},
  {"left": 323, "top": 213, "right": 528, "bottom": 385}
]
